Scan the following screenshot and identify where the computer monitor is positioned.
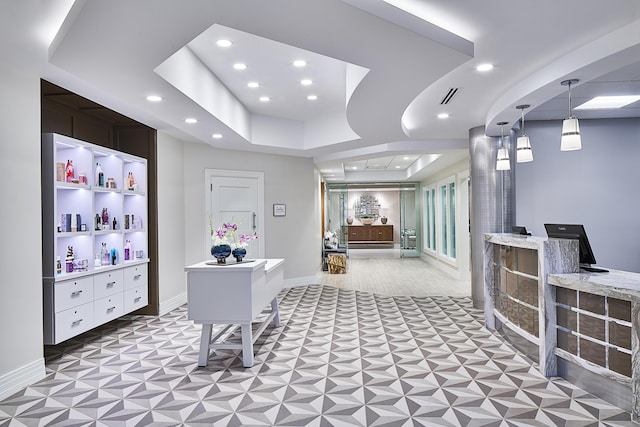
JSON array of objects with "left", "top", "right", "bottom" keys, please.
[
  {"left": 544, "top": 224, "right": 608, "bottom": 272},
  {"left": 512, "top": 226, "right": 531, "bottom": 236}
]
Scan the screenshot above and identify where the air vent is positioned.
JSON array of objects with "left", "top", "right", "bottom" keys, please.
[{"left": 441, "top": 88, "right": 459, "bottom": 105}]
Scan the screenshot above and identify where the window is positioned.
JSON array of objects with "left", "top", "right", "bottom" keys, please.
[
  {"left": 423, "top": 177, "right": 457, "bottom": 262},
  {"left": 423, "top": 186, "right": 436, "bottom": 252},
  {"left": 439, "top": 180, "right": 456, "bottom": 260}
]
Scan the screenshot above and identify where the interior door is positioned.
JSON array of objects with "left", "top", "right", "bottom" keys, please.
[{"left": 210, "top": 176, "right": 260, "bottom": 259}]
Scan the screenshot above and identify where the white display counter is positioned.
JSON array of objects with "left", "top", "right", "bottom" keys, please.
[{"left": 185, "top": 258, "right": 284, "bottom": 367}]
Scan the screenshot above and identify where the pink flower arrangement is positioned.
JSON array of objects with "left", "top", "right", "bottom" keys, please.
[{"left": 212, "top": 222, "right": 257, "bottom": 249}]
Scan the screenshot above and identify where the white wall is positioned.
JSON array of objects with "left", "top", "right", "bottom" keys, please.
[
  {"left": 183, "top": 141, "right": 321, "bottom": 283},
  {"left": 0, "top": 63, "right": 46, "bottom": 399},
  {"left": 516, "top": 118, "right": 640, "bottom": 272},
  {"left": 156, "top": 132, "right": 187, "bottom": 313}
]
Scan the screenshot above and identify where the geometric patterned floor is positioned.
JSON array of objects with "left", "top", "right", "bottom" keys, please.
[{"left": 0, "top": 284, "right": 636, "bottom": 426}]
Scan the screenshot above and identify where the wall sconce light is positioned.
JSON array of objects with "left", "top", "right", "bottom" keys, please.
[
  {"left": 516, "top": 104, "right": 533, "bottom": 162},
  {"left": 496, "top": 121, "right": 510, "bottom": 171},
  {"left": 560, "top": 79, "right": 582, "bottom": 151}
]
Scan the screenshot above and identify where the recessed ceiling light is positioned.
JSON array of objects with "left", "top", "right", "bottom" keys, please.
[
  {"left": 146, "top": 95, "right": 162, "bottom": 102},
  {"left": 437, "top": 113, "right": 450, "bottom": 119},
  {"left": 247, "top": 81, "right": 259, "bottom": 88},
  {"left": 575, "top": 95, "right": 640, "bottom": 110},
  {"left": 476, "top": 63, "right": 494, "bottom": 72},
  {"left": 259, "top": 96, "right": 270, "bottom": 102},
  {"left": 351, "top": 166, "right": 358, "bottom": 170},
  {"left": 403, "top": 156, "right": 410, "bottom": 160},
  {"left": 216, "top": 39, "right": 232, "bottom": 47},
  {"left": 185, "top": 118, "right": 198, "bottom": 124},
  {"left": 307, "top": 95, "right": 318, "bottom": 101},
  {"left": 233, "top": 63, "right": 247, "bottom": 70},
  {"left": 293, "top": 60, "right": 307, "bottom": 67},
  {"left": 300, "top": 79, "right": 312, "bottom": 86},
  {"left": 212, "top": 133, "right": 223, "bottom": 139},
  {"left": 395, "top": 166, "right": 401, "bottom": 169}
]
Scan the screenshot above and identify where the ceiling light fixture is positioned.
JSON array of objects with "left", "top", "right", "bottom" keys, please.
[
  {"left": 233, "top": 63, "right": 247, "bottom": 70},
  {"left": 259, "top": 96, "right": 270, "bottom": 102},
  {"left": 212, "top": 133, "right": 223, "bottom": 139},
  {"left": 476, "top": 63, "right": 494, "bottom": 72},
  {"left": 146, "top": 95, "right": 162, "bottom": 102},
  {"left": 496, "top": 121, "right": 510, "bottom": 171},
  {"left": 307, "top": 95, "right": 318, "bottom": 101},
  {"left": 216, "top": 39, "right": 232, "bottom": 47},
  {"left": 293, "top": 60, "right": 306, "bottom": 67},
  {"left": 247, "top": 82, "right": 259, "bottom": 88},
  {"left": 560, "top": 79, "right": 581, "bottom": 151},
  {"left": 575, "top": 95, "right": 640, "bottom": 110},
  {"left": 515, "top": 104, "right": 533, "bottom": 163},
  {"left": 300, "top": 79, "right": 312, "bottom": 86},
  {"left": 437, "top": 113, "right": 449, "bottom": 119},
  {"left": 185, "top": 118, "right": 198, "bottom": 124}
]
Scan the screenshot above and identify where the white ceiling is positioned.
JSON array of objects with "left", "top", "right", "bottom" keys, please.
[{"left": 3, "top": 0, "right": 640, "bottom": 182}]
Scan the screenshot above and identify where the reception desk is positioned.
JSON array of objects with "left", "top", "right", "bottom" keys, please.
[
  {"left": 185, "top": 258, "right": 284, "bottom": 367},
  {"left": 484, "top": 233, "right": 640, "bottom": 418}
]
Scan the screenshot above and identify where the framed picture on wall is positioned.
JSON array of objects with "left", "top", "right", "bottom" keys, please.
[{"left": 273, "top": 204, "right": 286, "bottom": 217}]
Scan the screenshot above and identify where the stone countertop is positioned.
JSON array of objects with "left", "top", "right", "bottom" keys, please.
[{"left": 548, "top": 269, "right": 640, "bottom": 300}]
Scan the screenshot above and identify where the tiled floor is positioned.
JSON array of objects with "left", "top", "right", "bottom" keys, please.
[
  {"left": 316, "top": 250, "right": 470, "bottom": 297},
  {"left": 1, "top": 284, "right": 635, "bottom": 426}
]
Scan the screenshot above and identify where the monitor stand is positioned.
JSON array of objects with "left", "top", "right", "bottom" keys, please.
[{"left": 580, "top": 264, "right": 609, "bottom": 273}]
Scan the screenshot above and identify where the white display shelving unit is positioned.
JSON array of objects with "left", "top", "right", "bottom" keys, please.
[{"left": 41, "top": 133, "right": 149, "bottom": 344}]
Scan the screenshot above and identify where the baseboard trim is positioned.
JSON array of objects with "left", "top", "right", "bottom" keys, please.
[
  {"left": 159, "top": 292, "right": 187, "bottom": 316},
  {"left": 284, "top": 276, "right": 316, "bottom": 288},
  {"left": 0, "top": 358, "right": 46, "bottom": 401}
]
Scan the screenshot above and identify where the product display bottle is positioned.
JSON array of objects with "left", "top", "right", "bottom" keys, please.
[
  {"left": 65, "top": 160, "right": 75, "bottom": 183},
  {"left": 101, "top": 242, "right": 109, "bottom": 266},
  {"left": 102, "top": 207, "right": 109, "bottom": 227},
  {"left": 124, "top": 240, "right": 131, "bottom": 261},
  {"left": 96, "top": 162, "right": 104, "bottom": 187},
  {"left": 95, "top": 214, "right": 101, "bottom": 230},
  {"left": 56, "top": 256, "right": 62, "bottom": 275}
]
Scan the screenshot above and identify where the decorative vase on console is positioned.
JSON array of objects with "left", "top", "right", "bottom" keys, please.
[
  {"left": 211, "top": 244, "right": 232, "bottom": 264},
  {"left": 232, "top": 247, "right": 247, "bottom": 263},
  {"left": 381, "top": 216, "right": 388, "bottom": 224}
]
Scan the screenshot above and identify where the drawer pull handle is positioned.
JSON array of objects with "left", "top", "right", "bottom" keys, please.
[
  {"left": 134, "top": 274, "right": 141, "bottom": 280},
  {"left": 71, "top": 319, "right": 83, "bottom": 326},
  {"left": 134, "top": 297, "right": 141, "bottom": 302},
  {"left": 107, "top": 281, "right": 115, "bottom": 287},
  {"left": 71, "top": 290, "right": 83, "bottom": 297},
  {"left": 107, "top": 306, "right": 116, "bottom": 313}
]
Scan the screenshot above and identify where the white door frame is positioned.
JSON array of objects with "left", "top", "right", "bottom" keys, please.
[{"left": 204, "top": 169, "right": 265, "bottom": 258}]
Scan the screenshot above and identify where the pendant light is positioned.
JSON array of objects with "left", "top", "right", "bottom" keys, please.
[
  {"left": 496, "top": 121, "right": 510, "bottom": 171},
  {"left": 560, "top": 79, "right": 581, "bottom": 151},
  {"left": 515, "top": 104, "right": 533, "bottom": 162}
]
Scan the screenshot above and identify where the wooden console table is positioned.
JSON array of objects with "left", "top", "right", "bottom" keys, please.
[
  {"left": 347, "top": 225, "right": 393, "bottom": 243},
  {"left": 185, "top": 258, "right": 284, "bottom": 367}
]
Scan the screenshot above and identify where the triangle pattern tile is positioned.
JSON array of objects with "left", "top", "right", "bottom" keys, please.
[{"left": 0, "top": 284, "right": 634, "bottom": 426}]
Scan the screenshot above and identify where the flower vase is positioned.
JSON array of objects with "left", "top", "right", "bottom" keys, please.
[
  {"left": 211, "top": 244, "right": 232, "bottom": 264},
  {"left": 232, "top": 248, "right": 247, "bottom": 263}
]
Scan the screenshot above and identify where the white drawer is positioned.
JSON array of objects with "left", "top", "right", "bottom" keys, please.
[
  {"left": 124, "top": 285, "right": 148, "bottom": 313},
  {"left": 54, "top": 277, "right": 94, "bottom": 313},
  {"left": 123, "top": 264, "right": 147, "bottom": 290},
  {"left": 94, "top": 269, "right": 124, "bottom": 299},
  {"left": 55, "top": 302, "right": 94, "bottom": 343},
  {"left": 94, "top": 294, "right": 124, "bottom": 325}
]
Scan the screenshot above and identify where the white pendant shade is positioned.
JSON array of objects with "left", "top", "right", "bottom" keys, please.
[
  {"left": 561, "top": 117, "right": 582, "bottom": 151},
  {"left": 516, "top": 135, "right": 533, "bottom": 162},
  {"left": 496, "top": 147, "right": 510, "bottom": 170}
]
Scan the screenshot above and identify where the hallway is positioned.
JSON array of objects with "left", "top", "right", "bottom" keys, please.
[{"left": 316, "top": 249, "right": 470, "bottom": 297}]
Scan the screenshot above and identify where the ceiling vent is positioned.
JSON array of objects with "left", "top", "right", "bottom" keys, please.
[{"left": 441, "top": 87, "right": 459, "bottom": 105}]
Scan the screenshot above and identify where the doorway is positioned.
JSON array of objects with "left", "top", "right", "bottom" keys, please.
[
  {"left": 205, "top": 169, "right": 265, "bottom": 259},
  {"left": 325, "top": 183, "right": 419, "bottom": 258}
]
